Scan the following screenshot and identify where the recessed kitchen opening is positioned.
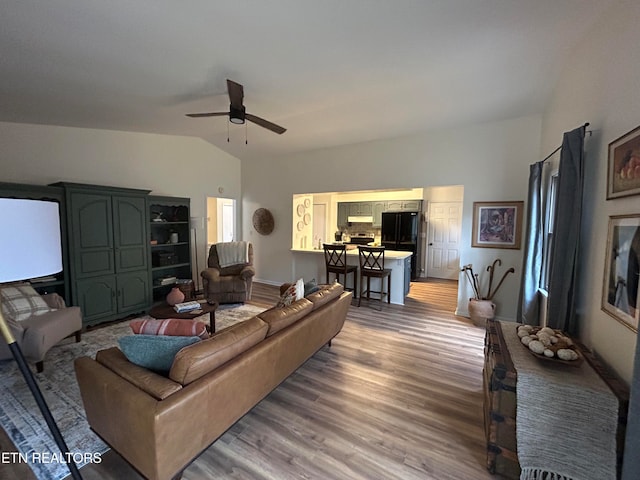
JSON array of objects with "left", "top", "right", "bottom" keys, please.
[{"left": 291, "top": 185, "right": 464, "bottom": 288}]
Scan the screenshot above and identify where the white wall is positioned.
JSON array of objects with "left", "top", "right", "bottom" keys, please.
[
  {"left": 0, "top": 121, "right": 242, "bottom": 288},
  {"left": 540, "top": 2, "right": 640, "bottom": 383},
  {"left": 242, "top": 114, "right": 542, "bottom": 320}
]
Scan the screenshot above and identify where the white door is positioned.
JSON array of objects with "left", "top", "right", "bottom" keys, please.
[
  {"left": 427, "top": 202, "right": 462, "bottom": 280},
  {"left": 221, "top": 203, "right": 234, "bottom": 242}
]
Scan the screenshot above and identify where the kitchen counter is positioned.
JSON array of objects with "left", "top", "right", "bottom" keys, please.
[{"left": 290, "top": 248, "right": 412, "bottom": 305}]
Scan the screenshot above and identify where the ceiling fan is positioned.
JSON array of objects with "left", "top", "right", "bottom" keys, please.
[{"left": 186, "top": 79, "right": 286, "bottom": 135}]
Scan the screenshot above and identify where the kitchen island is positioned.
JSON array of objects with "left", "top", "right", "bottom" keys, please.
[{"left": 290, "top": 247, "right": 412, "bottom": 305}]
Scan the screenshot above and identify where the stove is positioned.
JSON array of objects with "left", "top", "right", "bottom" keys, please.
[{"left": 346, "top": 236, "right": 374, "bottom": 245}]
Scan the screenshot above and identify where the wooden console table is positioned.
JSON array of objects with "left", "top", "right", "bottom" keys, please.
[{"left": 483, "top": 319, "right": 629, "bottom": 479}]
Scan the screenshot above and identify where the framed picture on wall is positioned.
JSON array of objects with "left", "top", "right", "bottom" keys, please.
[
  {"left": 471, "top": 201, "right": 524, "bottom": 249},
  {"left": 601, "top": 214, "right": 640, "bottom": 332},
  {"left": 607, "top": 124, "right": 640, "bottom": 200}
]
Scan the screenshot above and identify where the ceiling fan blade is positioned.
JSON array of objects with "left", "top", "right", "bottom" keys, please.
[
  {"left": 185, "top": 112, "right": 228, "bottom": 118},
  {"left": 245, "top": 113, "right": 286, "bottom": 134},
  {"left": 227, "top": 79, "right": 244, "bottom": 108}
]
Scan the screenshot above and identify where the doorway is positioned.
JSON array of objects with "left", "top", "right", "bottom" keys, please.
[
  {"left": 426, "top": 202, "right": 462, "bottom": 280},
  {"left": 207, "top": 197, "right": 236, "bottom": 247}
]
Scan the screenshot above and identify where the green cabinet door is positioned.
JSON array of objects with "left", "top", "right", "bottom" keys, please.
[
  {"left": 70, "top": 192, "right": 114, "bottom": 279},
  {"left": 76, "top": 275, "right": 117, "bottom": 325},
  {"left": 404, "top": 256, "right": 412, "bottom": 296},
  {"left": 117, "top": 271, "right": 150, "bottom": 313},
  {"left": 372, "top": 201, "right": 386, "bottom": 227},
  {"left": 337, "top": 203, "right": 349, "bottom": 229},
  {"left": 113, "top": 195, "right": 148, "bottom": 273}
]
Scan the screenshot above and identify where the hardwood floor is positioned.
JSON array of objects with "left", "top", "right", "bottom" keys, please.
[{"left": 2, "top": 280, "right": 495, "bottom": 480}]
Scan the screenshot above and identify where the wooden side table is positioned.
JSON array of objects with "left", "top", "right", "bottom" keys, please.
[{"left": 149, "top": 301, "right": 219, "bottom": 333}]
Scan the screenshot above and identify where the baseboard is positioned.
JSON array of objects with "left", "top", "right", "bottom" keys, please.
[{"left": 254, "top": 278, "right": 282, "bottom": 287}]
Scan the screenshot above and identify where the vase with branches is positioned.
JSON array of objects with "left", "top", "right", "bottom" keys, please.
[{"left": 461, "top": 259, "right": 515, "bottom": 323}]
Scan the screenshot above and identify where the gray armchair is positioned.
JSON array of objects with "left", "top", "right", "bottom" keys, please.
[
  {"left": 0, "top": 293, "right": 82, "bottom": 372},
  {"left": 201, "top": 242, "right": 255, "bottom": 304}
]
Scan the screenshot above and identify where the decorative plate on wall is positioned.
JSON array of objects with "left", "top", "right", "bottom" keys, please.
[
  {"left": 304, "top": 198, "right": 311, "bottom": 208},
  {"left": 296, "top": 204, "right": 305, "bottom": 217},
  {"left": 303, "top": 213, "right": 311, "bottom": 225},
  {"left": 252, "top": 208, "right": 275, "bottom": 235}
]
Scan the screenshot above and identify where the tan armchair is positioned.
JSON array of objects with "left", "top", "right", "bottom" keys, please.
[
  {"left": 201, "top": 242, "right": 255, "bottom": 304},
  {"left": 0, "top": 292, "right": 82, "bottom": 372}
]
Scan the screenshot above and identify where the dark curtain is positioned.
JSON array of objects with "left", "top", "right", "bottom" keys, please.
[
  {"left": 546, "top": 125, "right": 586, "bottom": 333},
  {"left": 517, "top": 161, "right": 544, "bottom": 324}
]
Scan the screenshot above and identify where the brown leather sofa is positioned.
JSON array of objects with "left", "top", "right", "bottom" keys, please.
[{"left": 75, "top": 283, "right": 351, "bottom": 480}]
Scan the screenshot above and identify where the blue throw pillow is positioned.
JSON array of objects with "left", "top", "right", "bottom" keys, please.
[
  {"left": 118, "top": 335, "right": 201, "bottom": 372},
  {"left": 304, "top": 278, "right": 321, "bottom": 296}
]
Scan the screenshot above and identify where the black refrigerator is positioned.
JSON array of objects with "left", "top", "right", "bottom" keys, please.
[{"left": 381, "top": 211, "right": 420, "bottom": 280}]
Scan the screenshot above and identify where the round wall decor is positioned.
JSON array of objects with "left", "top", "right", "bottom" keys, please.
[{"left": 252, "top": 208, "right": 275, "bottom": 235}]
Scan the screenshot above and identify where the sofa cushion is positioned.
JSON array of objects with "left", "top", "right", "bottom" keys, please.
[
  {"left": 169, "top": 316, "right": 268, "bottom": 385},
  {"left": 306, "top": 283, "right": 345, "bottom": 310},
  {"left": 96, "top": 347, "right": 183, "bottom": 400},
  {"left": 130, "top": 318, "right": 209, "bottom": 340},
  {"left": 0, "top": 283, "right": 51, "bottom": 321},
  {"left": 258, "top": 298, "right": 314, "bottom": 337},
  {"left": 118, "top": 335, "right": 202, "bottom": 372}
]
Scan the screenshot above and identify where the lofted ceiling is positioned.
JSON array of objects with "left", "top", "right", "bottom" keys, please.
[{"left": 0, "top": 1, "right": 615, "bottom": 161}]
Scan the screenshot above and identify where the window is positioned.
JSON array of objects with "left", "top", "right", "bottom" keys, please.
[{"left": 541, "top": 172, "right": 559, "bottom": 290}]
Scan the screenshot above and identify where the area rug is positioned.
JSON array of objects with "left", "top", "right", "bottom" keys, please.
[{"left": 0, "top": 302, "right": 267, "bottom": 480}]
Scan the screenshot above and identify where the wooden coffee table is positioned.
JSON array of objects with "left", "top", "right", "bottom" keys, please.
[{"left": 149, "top": 301, "right": 219, "bottom": 333}]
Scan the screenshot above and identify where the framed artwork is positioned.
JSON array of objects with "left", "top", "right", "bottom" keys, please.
[
  {"left": 471, "top": 201, "right": 523, "bottom": 249},
  {"left": 607, "top": 125, "right": 640, "bottom": 200},
  {"left": 602, "top": 214, "right": 640, "bottom": 332}
]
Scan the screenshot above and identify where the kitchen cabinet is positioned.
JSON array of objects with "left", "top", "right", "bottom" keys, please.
[
  {"left": 337, "top": 203, "right": 349, "bottom": 228},
  {"left": 404, "top": 255, "right": 411, "bottom": 296},
  {"left": 338, "top": 201, "right": 373, "bottom": 227},
  {"left": 386, "top": 200, "right": 423, "bottom": 212},
  {"left": 372, "top": 201, "right": 387, "bottom": 227},
  {"left": 348, "top": 202, "right": 372, "bottom": 216},
  {"left": 56, "top": 183, "right": 151, "bottom": 326},
  {"left": 148, "top": 196, "right": 192, "bottom": 302}
]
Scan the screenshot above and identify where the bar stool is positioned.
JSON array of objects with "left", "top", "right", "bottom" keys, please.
[
  {"left": 357, "top": 246, "right": 391, "bottom": 310},
  {"left": 323, "top": 243, "right": 358, "bottom": 294}
]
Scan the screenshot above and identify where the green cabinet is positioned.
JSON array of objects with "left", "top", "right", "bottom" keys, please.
[
  {"left": 404, "top": 255, "right": 412, "bottom": 296},
  {"left": 372, "top": 201, "right": 387, "bottom": 227},
  {"left": 337, "top": 203, "right": 349, "bottom": 229},
  {"left": 338, "top": 201, "right": 373, "bottom": 227},
  {"left": 56, "top": 183, "right": 151, "bottom": 326},
  {"left": 348, "top": 202, "right": 372, "bottom": 216},
  {"left": 386, "top": 200, "right": 422, "bottom": 212}
]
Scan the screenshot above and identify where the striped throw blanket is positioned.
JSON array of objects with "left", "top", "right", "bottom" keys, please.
[{"left": 500, "top": 321, "right": 618, "bottom": 480}]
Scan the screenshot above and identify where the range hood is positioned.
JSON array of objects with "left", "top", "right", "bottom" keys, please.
[{"left": 347, "top": 215, "right": 373, "bottom": 223}]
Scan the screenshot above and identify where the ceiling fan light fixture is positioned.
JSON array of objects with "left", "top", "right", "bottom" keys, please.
[
  {"left": 185, "top": 80, "right": 285, "bottom": 135},
  {"left": 229, "top": 105, "right": 245, "bottom": 124}
]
